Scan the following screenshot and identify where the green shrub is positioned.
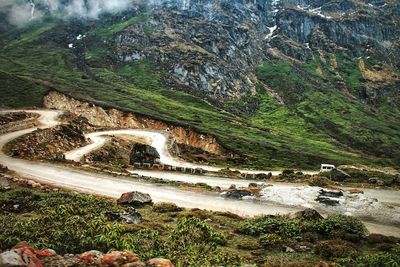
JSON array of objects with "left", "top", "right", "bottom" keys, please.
[
  {"left": 259, "top": 233, "right": 283, "bottom": 248},
  {"left": 241, "top": 216, "right": 302, "bottom": 240},
  {"left": 315, "top": 214, "right": 368, "bottom": 241},
  {"left": 308, "top": 176, "right": 331, "bottom": 187},
  {"left": 336, "top": 246, "right": 400, "bottom": 267},
  {"left": 167, "top": 217, "right": 228, "bottom": 266}
]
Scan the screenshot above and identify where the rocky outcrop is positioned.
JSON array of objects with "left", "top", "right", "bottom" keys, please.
[
  {"left": 0, "top": 242, "right": 174, "bottom": 267},
  {"left": 44, "top": 91, "right": 225, "bottom": 156}
]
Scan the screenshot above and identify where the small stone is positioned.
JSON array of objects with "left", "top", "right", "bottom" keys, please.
[
  {"left": 285, "top": 246, "right": 295, "bottom": 253},
  {"left": 222, "top": 189, "right": 254, "bottom": 199},
  {"left": 348, "top": 188, "right": 364, "bottom": 194},
  {"left": 101, "top": 251, "right": 140, "bottom": 266},
  {"left": 146, "top": 258, "right": 174, "bottom": 267},
  {"left": 79, "top": 250, "right": 103, "bottom": 265},
  {"left": 316, "top": 261, "right": 330, "bottom": 267},
  {"left": 292, "top": 209, "right": 323, "bottom": 221}
]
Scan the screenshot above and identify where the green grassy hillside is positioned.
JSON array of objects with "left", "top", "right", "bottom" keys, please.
[{"left": 0, "top": 16, "right": 399, "bottom": 169}]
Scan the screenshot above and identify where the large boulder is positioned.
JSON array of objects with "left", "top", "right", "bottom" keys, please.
[
  {"left": 222, "top": 189, "right": 254, "bottom": 199},
  {"left": 330, "top": 168, "right": 351, "bottom": 182},
  {"left": 117, "top": 191, "right": 153, "bottom": 207},
  {"left": 130, "top": 144, "right": 160, "bottom": 164},
  {"left": 101, "top": 207, "right": 143, "bottom": 224}
]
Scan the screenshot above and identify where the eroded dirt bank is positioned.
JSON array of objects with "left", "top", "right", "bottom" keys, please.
[{"left": 44, "top": 91, "right": 224, "bottom": 156}]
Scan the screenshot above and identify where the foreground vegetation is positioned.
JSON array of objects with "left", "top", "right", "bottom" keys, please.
[{"left": 1, "top": 179, "right": 399, "bottom": 266}]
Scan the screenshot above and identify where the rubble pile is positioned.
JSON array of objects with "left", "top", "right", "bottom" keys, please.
[
  {"left": 8, "top": 117, "right": 93, "bottom": 161},
  {"left": 0, "top": 242, "right": 174, "bottom": 267}
]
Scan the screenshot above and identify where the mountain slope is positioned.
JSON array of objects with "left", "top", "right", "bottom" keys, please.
[{"left": 0, "top": 0, "right": 399, "bottom": 168}]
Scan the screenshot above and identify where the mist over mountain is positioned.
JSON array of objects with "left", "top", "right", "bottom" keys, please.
[{"left": 1, "top": 0, "right": 134, "bottom": 26}]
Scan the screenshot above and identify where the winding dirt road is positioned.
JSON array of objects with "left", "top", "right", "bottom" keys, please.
[
  {"left": 65, "top": 129, "right": 318, "bottom": 175},
  {"left": 0, "top": 110, "right": 399, "bottom": 237}
]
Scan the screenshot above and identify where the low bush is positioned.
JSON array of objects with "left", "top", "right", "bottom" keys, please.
[
  {"left": 241, "top": 215, "right": 302, "bottom": 240},
  {"left": 308, "top": 176, "right": 331, "bottom": 187},
  {"left": 336, "top": 246, "right": 400, "bottom": 266},
  {"left": 315, "top": 214, "right": 368, "bottom": 241},
  {"left": 315, "top": 240, "right": 358, "bottom": 259},
  {"left": 259, "top": 233, "right": 283, "bottom": 248},
  {"left": 152, "top": 202, "right": 183, "bottom": 213}
]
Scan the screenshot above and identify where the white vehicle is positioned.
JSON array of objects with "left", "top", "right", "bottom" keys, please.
[{"left": 320, "top": 164, "right": 336, "bottom": 172}]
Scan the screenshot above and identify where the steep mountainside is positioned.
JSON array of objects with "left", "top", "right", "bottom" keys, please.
[{"left": 0, "top": 0, "right": 399, "bottom": 168}]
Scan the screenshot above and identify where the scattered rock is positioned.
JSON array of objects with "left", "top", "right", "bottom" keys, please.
[
  {"left": 285, "top": 246, "right": 295, "bottom": 253},
  {"left": 117, "top": 191, "right": 153, "bottom": 207},
  {"left": 316, "top": 196, "right": 340, "bottom": 206},
  {"left": 248, "top": 183, "right": 259, "bottom": 188},
  {"left": 228, "top": 184, "right": 237, "bottom": 190},
  {"left": 222, "top": 189, "right": 254, "bottom": 199},
  {"left": 0, "top": 242, "right": 56, "bottom": 267},
  {"left": 319, "top": 189, "right": 343, "bottom": 198},
  {"left": 368, "top": 178, "right": 379, "bottom": 184},
  {"left": 0, "top": 164, "right": 8, "bottom": 173},
  {"left": 292, "top": 209, "right": 323, "bottom": 221},
  {"left": 330, "top": 168, "right": 351, "bottom": 182},
  {"left": 348, "top": 189, "right": 364, "bottom": 194},
  {"left": 101, "top": 251, "right": 140, "bottom": 266},
  {"left": 0, "top": 176, "right": 11, "bottom": 191},
  {"left": 146, "top": 258, "right": 174, "bottom": 267},
  {"left": 315, "top": 261, "right": 330, "bottom": 267},
  {"left": 255, "top": 173, "right": 271, "bottom": 179},
  {"left": 79, "top": 250, "right": 103, "bottom": 265},
  {"left": 102, "top": 207, "right": 143, "bottom": 224},
  {"left": 0, "top": 243, "right": 173, "bottom": 267}
]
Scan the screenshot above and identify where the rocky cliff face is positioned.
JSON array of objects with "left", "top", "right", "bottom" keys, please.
[{"left": 112, "top": 0, "right": 399, "bottom": 105}]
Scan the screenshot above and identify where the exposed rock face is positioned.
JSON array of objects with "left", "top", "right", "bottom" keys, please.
[
  {"left": 44, "top": 91, "right": 225, "bottom": 156},
  {"left": 117, "top": 191, "right": 153, "bottom": 207},
  {"left": 112, "top": 0, "right": 400, "bottom": 106},
  {"left": 130, "top": 144, "right": 160, "bottom": 164}
]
